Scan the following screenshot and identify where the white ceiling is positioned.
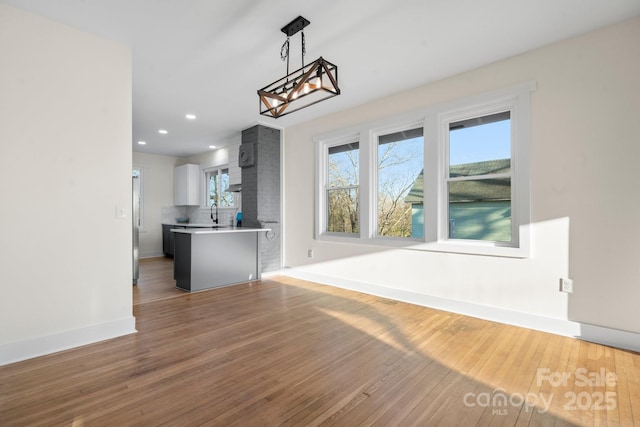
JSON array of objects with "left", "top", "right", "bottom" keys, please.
[{"left": 3, "top": 0, "right": 640, "bottom": 157}]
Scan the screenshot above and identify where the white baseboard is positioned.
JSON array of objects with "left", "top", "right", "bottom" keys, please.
[
  {"left": 0, "top": 316, "right": 137, "bottom": 366},
  {"left": 283, "top": 268, "right": 640, "bottom": 353},
  {"left": 261, "top": 269, "right": 285, "bottom": 278},
  {"left": 140, "top": 251, "right": 164, "bottom": 259}
]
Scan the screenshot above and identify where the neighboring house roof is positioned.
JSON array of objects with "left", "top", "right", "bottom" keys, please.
[
  {"left": 449, "top": 158, "right": 510, "bottom": 178},
  {"left": 404, "top": 171, "right": 424, "bottom": 204},
  {"left": 404, "top": 159, "right": 511, "bottom": 204}
]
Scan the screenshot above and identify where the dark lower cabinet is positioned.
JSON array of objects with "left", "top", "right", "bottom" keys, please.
[
  {"left": 162, "top": 225, "right": 174, "bottom": 257},
  {"left": 162, "top": 224, "right": 187, "bottom": 257}
]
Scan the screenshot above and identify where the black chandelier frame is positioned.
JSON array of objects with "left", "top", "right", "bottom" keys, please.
[{"left": 258, "top": 16, "right": 340, "bottom": 119}]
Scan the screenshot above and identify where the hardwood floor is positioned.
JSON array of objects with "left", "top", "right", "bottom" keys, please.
[
  {"left": 133, "top": 256, "right": 185, "bottom": 305},
  {"left": 2, "top": 257, "right": 639, "bottom": 426}
]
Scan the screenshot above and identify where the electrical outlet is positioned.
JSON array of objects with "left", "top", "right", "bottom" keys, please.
[
  {"left": 560, "top": 278, "right": 574, "bottom": 293},
  {"left": 308, "top": 249, "right": 314, "bottom": 258}
]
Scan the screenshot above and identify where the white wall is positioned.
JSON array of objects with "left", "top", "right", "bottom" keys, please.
[
  {"left": 0, "top": 4, "right": 135, "bottom": 364},
  {"left": 187, "top": 136, "right": 241, "bottom": 179},
  {"left": 133, "top": 151, "right": 180, "bottom": 258},
  {"left": 283, "top": 17, "right": 640, "bottom": 344}
]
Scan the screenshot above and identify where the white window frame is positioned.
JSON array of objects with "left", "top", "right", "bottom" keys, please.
[
  {"left": 371, "top": 120, "right": 425, "bottom": 242},
  {"left": 316, "top": 133, "right": 361, "bottom": 238},
  {"left": 132, "top": 167, "right": 144, "bottom": 230},
  {"left": 315, "top": 82, "right": 534, "bottom": 257},
  {"left": 202, "top": 166, "right": 236, "bottom": 208},
  {"left": 434, "top": 96, "right": 526, "bottom": 253}
]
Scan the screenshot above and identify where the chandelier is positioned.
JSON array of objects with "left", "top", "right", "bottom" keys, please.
[{"left": 258, "top": 16, "right": 340, "bottom": 119}]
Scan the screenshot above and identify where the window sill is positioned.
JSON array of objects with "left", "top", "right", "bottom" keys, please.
[
  {"left": 316, "top": 234, "right": 529, "bottom": 258},
  {"left": 413, "top": 240, "right": 529, "bottom": 258}
]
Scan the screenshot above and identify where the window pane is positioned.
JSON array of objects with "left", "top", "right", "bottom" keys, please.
[
  {"left": 208, "top": 169, "right": 235, "bottom": 207},
  {"left": 327, "top": 188, "right": 359, "bottom": 233},
  {"left": 448, "top": 178, "right": 511, "bottom": 242},
  {"left": 449, "top": 111, "right": 511, "bottom": 176},
  {"left": 326, "top": 142, "right": 359, "bottom": 234},
  {"left": 377, "top": 128, "right": 423, "bottom": 238},
  {"left": 208, "top": 173, "right": 218, "bottom": 206},
  {"left": 328, "top": 142, "right": 359, "bottom": 188},
  {"left": 132, "top": 169, "right": 142, "bottom": 228},
  {"left": 220, "top": 169, "right": 234, "bottom": 207}
]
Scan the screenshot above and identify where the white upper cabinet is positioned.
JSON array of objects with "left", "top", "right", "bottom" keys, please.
[{"left": 174, "top": 164, "right": 200, "bottom": 206}]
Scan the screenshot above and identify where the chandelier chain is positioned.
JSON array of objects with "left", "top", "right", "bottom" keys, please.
[
  {"left": 280, "top": 37, "right": 289, "bottom": 61},
  {"left": 301, "top": 31, "right": 306, "bottom": 67},
  {"left": 281, "top": 36, "right": 290, "bottom": 80}
]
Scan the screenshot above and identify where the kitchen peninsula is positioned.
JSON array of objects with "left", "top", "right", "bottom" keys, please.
[
  {"left": 171, "top": 227, "right": 270, "bottom": 292},
  {"left": 162, "top": 223, "right": 230, "bottom": 257}
]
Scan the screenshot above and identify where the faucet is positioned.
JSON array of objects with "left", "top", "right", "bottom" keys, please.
[{"left": 210, "top": 203, "right": 218, "bottom": 224}]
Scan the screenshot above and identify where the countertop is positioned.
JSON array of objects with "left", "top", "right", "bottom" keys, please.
[
  {"left": 170, "top": 227, "right": 270, "bottom": 235},
  {"left": 163, "top": 223, "right": 228, "bottom": 228}
]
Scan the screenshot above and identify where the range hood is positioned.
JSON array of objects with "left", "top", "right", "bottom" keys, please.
[{"left": 227, "top": 183, "right": 242, "bottom": 192}]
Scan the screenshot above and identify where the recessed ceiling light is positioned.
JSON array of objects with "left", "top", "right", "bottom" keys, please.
[
  {"left": 137, "top": 141, "right": 146, "bottom": 145},
  {"left": 186, "top": 114, "right": 196, "bottom": 120},
  {"left": 158, "top": 129, "right": 168, "bottom": 134},
  {"left": 209, "top": 145, "right": 217, "bottom": 149}
]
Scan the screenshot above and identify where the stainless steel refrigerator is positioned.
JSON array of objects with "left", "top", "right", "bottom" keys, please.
[{"left": 132, "top": 175, "right": 140, "bottom": 285}]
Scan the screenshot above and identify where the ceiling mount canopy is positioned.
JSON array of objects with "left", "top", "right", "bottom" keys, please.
[{"left": 258, "top": 16, "right": 340, "bottom": 119}]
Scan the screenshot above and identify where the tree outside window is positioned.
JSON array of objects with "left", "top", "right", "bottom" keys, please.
[
  {"left": 377, "top": 128, "right": 424, "bottom": 238},
  {"left": 327, "top": 142, "right": 359, "bottom": 234},
  {"left": 208, "top": 168, "right": 234, "bottom": 207}
]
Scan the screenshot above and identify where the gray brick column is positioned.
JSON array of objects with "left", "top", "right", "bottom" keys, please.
[{"left": 240, "top": 125, "right": 281, "bottom": 272}]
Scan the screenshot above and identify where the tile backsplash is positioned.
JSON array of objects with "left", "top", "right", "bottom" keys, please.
[{"left": 161, "top": 206, "right": 239, "bottom": 226}]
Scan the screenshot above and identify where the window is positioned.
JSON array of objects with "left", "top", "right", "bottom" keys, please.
[
  {"left": 315, "top": 82, "right": 533, "bottom": 256},
  {"left": 132, "top": 168, "right": 143, "bottom": 229},
  {"left": 206, "top": 168, "right": 234, "bottom": 207},
  {"left": 376, "top": 127, "right": 424, "bottom": 238},
  {"left": 326, "top": 141, "right": 359, "bottom": 234}
]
